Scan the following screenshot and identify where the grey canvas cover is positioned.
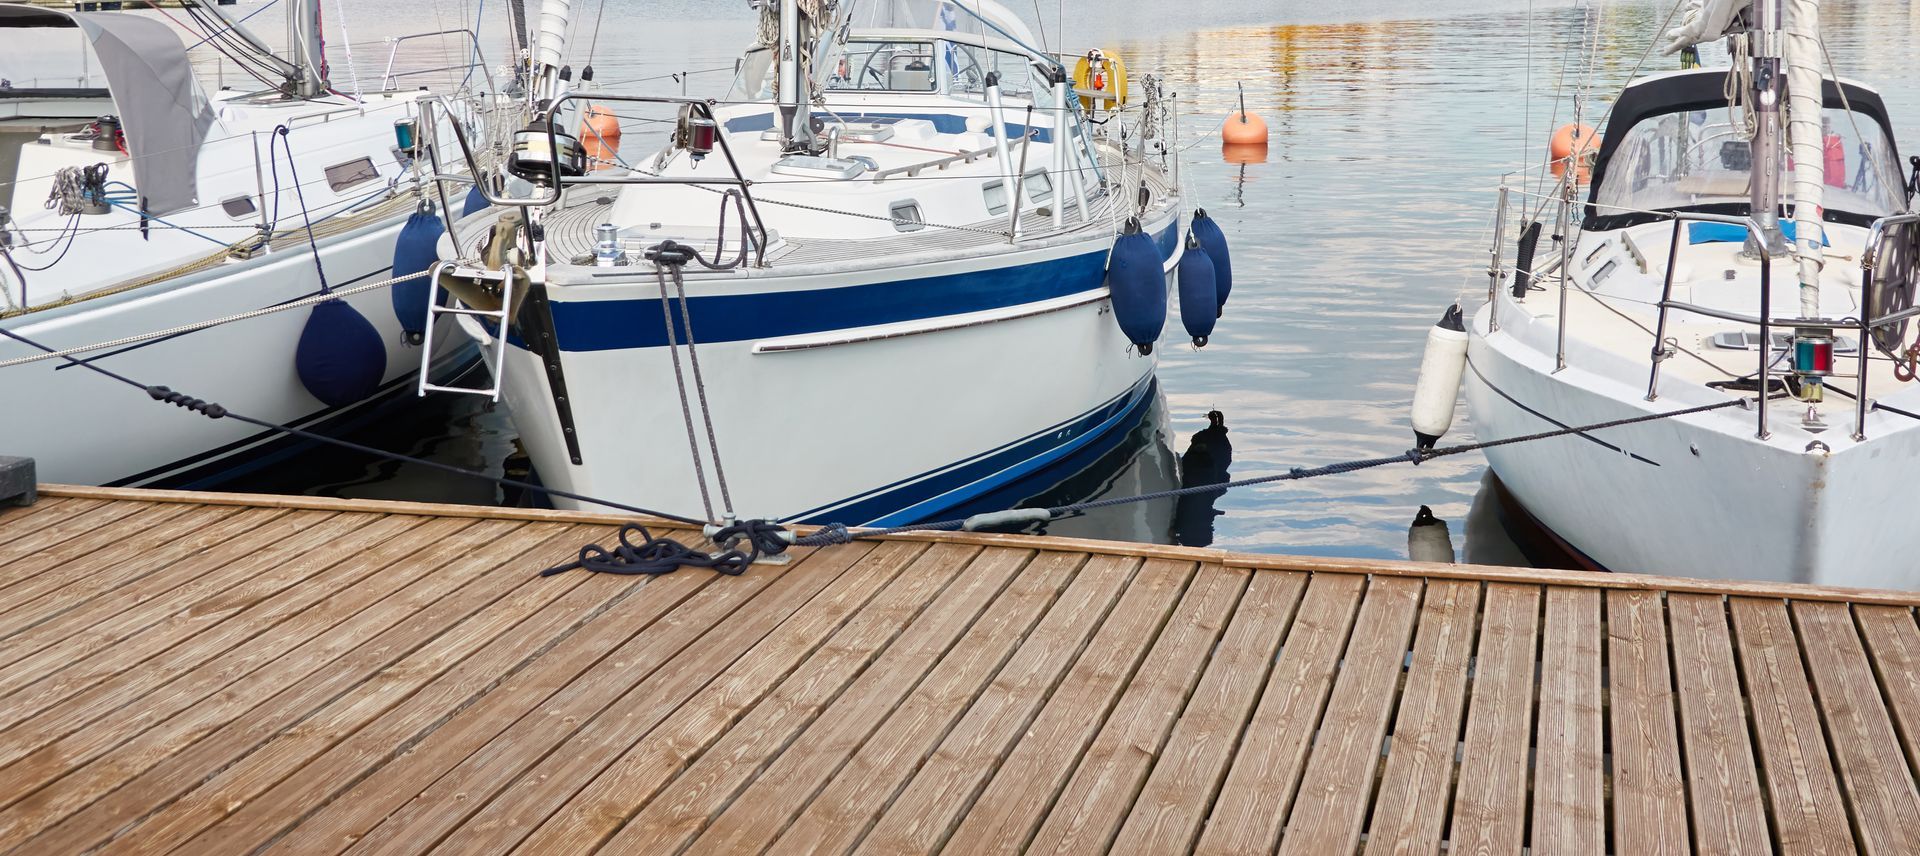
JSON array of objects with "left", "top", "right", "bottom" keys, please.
[{"left": 0, "top": 5, "right": 216, "bottom": 215}]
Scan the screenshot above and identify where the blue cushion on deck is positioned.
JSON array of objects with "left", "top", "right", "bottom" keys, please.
[{"left": 1687, "top": 220, "right": 1829, "bottom": 246}]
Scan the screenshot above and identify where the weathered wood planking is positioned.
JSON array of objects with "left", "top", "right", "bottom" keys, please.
[{"left": 0, "top": 486, "right": 1917, "bottom": 855}]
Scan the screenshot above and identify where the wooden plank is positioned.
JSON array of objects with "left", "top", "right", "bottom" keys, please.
[
  {"left": 684, "top": 551, "right": 1088, "bottom": 856},
  {"left": 1361, "top": 579, "right": 1482, "bottom": 856},
  {"left": 853, "top": 557, "right": 1178, "bottom": 856},
  {"left": 1855, "top": 606, "right": 1920, "bottom": 789},
  {"left": 516, "top": 541, "right": 988, "bottom": 852},
  {"left": 0, "top": 517, "right": 475, "bottom": 778},
  {"left": 0, "top": 509, "right": 373, "bottom": 694},
  {"left": 0, "top": 513, "right": 432, "bottom": 751},
  {"left": 1667, "top": 593, "right": 1770, "bottom": 856},
  {"left": 1276, "top": 576, "right": 1424, "bottom": 856},
  {"left": 0, "top": 504, "right": 241, "bottom": 636},
  {"left": 239, "top": 552, "right": 718, "bottom": 852},
  {"left": 772, "top": 554, "right": 1140, "bottom": 856},
  {"left": 0, "top": 500, "right": 200, "bottom": 607},
  {"left": 1110, "top": 570, "right": 1309, "bottom": 855},
  {"left": 0, "top": 498, "right": 131, "bottom": 569},
  {"left": 1605, "top": 588, "right": 1688, "bottom": 855},
  {"left": 420, "top": 540, "right": 930, "bottom": 856},
  {"left": 42, "top": 485, "right": 1920, "bottom": 608},
  {"left": 1020, "top": 564, "right": 1246, "bottom": 855},
  {"left": 1728, "top": 597, "right": 1855, "bottom": 855},
  {"left": 0, "top": 497, "right": 90, "bottom": 544},
  {"left": 1792, "top": 601, "right": 1920, "bottom": 854},
  {"left": 174, "top": 547, "right": 676, "bottom": 853},
  {"left": 1192, "top": 571, "right": 1367, "bottom": 856},
  {"left": 548, "top": 545, "right": 1030, "bottom": 854},
  {"left": 1531, "top": 586, "right": 1605, "bottom": 855},
  {"left": 69, "top": 524, "right": 610, "bottom": 855},
  {"left": 337, "top": 537, "right": 883, "bottom": 856},
  {"left": 1446, "top": 583, "right": 1541, "bottom": 855},
  {"left": 2, "top": 519, "right": 554, "bottom": 853}
]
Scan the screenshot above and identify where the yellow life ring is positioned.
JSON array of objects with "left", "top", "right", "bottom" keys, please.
[{"left": 1072, "top": 49, "right": 1128, "bottom": 111}]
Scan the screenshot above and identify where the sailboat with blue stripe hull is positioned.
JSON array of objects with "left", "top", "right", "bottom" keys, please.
[{"left": 429, "top": 0, "right": 1205, "bottom": 526}]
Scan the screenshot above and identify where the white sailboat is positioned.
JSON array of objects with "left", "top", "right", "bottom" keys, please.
[
  {"left": 1434, "top": 0, "right": 1920, "bottom": 583},
  {"left": 424, "top": 0, "right": 1224, "bottom": 526},
  {"left": 0, "top": 3, "right": 498, "bottom": 487}
]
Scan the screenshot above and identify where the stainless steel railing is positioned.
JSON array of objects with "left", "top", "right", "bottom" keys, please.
[{"left": 1644, "top": 210, "right": 1920, "bottom": 441}]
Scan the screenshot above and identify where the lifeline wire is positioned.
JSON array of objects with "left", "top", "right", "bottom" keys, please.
[
  {"left": 790, "top": 394, "right": 1754, "bottom": 546},
  {"left": 0, "top": 324, "right": 709, "bottom": 528}
]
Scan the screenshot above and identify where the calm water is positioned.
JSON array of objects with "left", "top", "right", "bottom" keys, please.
[{"left": 200, "top": 0, "right": 1920, "bottom": 567}]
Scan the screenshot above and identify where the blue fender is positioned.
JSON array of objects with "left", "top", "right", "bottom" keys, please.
[
  {"left": 462, "top": 183, "right": 489, "bottom": 217},
  {"left": 1177, "top": 233, "right": 1218, "bottom": 347},
  {"left": 390, "top": 209, "right": 444, "bottom": 339},
  {"left": 1190, "top": 208, "right": 1231, "bottom": 314},
  {"left": 1107, "top": 224, "right": 1166, "bottom": 354},
  {"left": 296, "top": 299, "right": 388, "bottom": 407}
]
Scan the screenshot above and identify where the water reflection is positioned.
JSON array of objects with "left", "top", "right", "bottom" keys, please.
[
  {"left": 1172, "top": 410, "right": 1232, "bottom": 548},
  {"left": 957, "top": 388, "right": 1179, "bottom": 543},
  {"left": 1460, "top": 471, "right": 1587, "bottom": 570}
]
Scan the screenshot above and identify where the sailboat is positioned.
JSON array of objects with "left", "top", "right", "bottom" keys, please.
[
  {"left": 0, "top": 3, "right": 498, "bottom": 487},
  {"left": 1428, "top": 0, "right": 1920, "bottom": 583},
  {"left": 424, "top": 0, "right": 1223, "bottom": 526}
]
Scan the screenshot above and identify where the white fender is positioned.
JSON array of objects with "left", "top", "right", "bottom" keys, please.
[{"left": 1412, "top": 304, "right": 1469, "bottom": 449}]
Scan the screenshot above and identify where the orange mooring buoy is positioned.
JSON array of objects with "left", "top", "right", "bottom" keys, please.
[
  {"left": 580, "top": 105, "right": 622, "bottom": 169},
  {"left": 1221, "top": 81, "right": 1268, "bottom": 147},
  {"left": 1549, "top": 122, "right": 1598, "bottom": 182}
]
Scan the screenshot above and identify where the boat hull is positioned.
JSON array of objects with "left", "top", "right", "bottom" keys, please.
[
  {"left": 481, "top": 215, "right": 1180, "bottom": 526},
  {"left": 1, "top": 214, "right": 472, "bottom": 488},
  {"left": 1465, "top": 305, "right": 1920, "bottom": 587}
]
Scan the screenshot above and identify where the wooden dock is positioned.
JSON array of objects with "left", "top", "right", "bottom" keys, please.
[{"left": 1, "top": 485, "right": 1918, "bottom": 854}]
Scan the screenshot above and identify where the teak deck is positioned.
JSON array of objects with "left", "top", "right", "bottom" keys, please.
[{"left": 2, "top": 486, "right": 1919, "bottom": 855}]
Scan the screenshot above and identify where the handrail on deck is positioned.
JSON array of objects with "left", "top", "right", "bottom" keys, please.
[
  {"left": 1643, "top": 209, "right": 1920, "bottom": 442},
  {"left": 417, "top": 93, "right": 773, "bottom": 268},
  {"left": 379, "top": 29, "right": 497, "bottom": 94}
]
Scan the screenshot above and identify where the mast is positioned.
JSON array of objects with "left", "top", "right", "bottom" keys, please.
[
  {"left": 1783, "top": 0, "right": 1825, "bottom": 319},
  {"left": 531, "top": 0, "right": 573, "bottom": 105},
  {"left": 776, "top": 0, "right": 806, "bottom": 150},
  {"left": 1744, "top": 0, "right": 1791, "bottom": 260},
  {"left": 195, "top": 0, "right": 328, "bottom": 97}
]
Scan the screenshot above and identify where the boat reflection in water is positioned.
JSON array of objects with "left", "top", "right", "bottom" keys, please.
[
  {"left": 1458, "top": 471, "right": 1587, "bottom": 571},
  {"left": 950, "top": 385, "right": 1182, "bottom": 544}
]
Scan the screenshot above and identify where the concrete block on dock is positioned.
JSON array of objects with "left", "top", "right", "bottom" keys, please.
[{"left": 0, "top": 457, "right": 34, "bottom": 507}]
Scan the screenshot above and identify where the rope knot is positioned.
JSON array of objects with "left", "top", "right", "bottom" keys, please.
[
  {"left": 645, "top": 240, "right": 695, "bottom": 266},
  {"left": 710, "top": 518, "right": 793, "bottom": 558},
  {"left": 144, "top": 385, "right": 227, "bottom": 418}
]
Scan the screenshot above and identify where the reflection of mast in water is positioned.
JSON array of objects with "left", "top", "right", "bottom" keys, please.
[{"left": 1172, "top": 410, "right": 1232, "bottom": 547}]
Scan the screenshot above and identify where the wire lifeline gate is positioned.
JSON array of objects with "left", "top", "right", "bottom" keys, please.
[
  {"left": 378, "top": 28, "right": 499, "bottom": 93},
  {"left": 415, "top": 93, "right": 774, "bottom": 268},
  {"left": 1642, "top": 210, "right": 1920, "bottom": 441}
]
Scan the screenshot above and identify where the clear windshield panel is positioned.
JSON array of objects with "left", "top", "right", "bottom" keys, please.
[
  {"left": 824, "top": 40, "right": 937, "bottom": 92},
  {"left": 943, "top": 43, "right": 1041, "bottom": 99},
  {"left": 727, "top": 47, "right": 773, "bottom": 102},
  {"left": 843, "top": 0, "right": 1041, "bottom": 50},
  {"left": 1594, "top": 106, "right": 1907, "bottom": 220}
]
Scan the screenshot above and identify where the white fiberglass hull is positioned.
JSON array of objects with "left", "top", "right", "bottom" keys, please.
[
  {"left": 1466, "top": 301, "right": 1920, "bottom": 586},
  {"left": 475, "top": 214, "right": 1180, "bottom": 526},
  {"left": 1, "top": 215, "right": 470, "bottom": 487}
]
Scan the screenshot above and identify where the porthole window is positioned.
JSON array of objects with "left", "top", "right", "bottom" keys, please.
[
  {"left": 1022, "top": 169, "right": 1053, "bottom": 203},
  {"left": 889, "top": 200, "right": 925, "bottom": 232},
  {"left": 324, "top": 157, "right": 380, "bottom": 192},
  {"left": 220, "top": 195, "right": 258, "bottom": 219},
  {"left": 983, "top": 180, "right": 1008, "bottom": 216}
]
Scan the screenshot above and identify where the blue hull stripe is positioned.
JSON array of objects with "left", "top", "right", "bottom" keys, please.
[
  {"left": 787, "top": 372, "right": 1155, "bottom": 526},
  {"left": 550, "top": 223, "right": 1177, "bottom": 352}
]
